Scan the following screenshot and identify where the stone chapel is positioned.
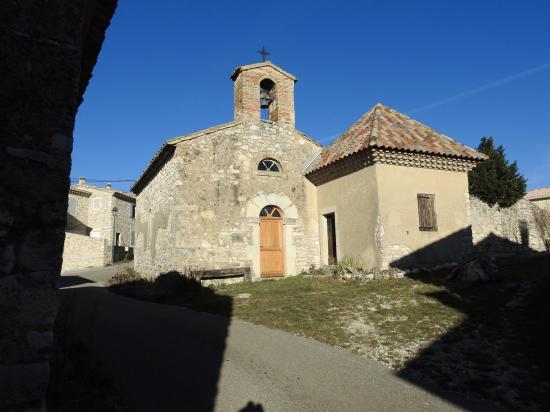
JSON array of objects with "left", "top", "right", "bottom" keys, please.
[{"left": 131, "top": 61, "right": 486, "bottom": 280}]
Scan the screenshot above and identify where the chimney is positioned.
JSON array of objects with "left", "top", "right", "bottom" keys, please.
[
  {"left": 105, "top": 182, "right": 112, "bottom": 190},
  {"left": 78, "top": 177, "right": 86, "bottom": 185}
]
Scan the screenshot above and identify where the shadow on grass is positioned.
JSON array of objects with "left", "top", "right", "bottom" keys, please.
[
  {"left": 108, "top": 270, "right": 232, "bottom": 316},
  {"left": 390, "top": 228, "right": 550, "bottom": 411}
]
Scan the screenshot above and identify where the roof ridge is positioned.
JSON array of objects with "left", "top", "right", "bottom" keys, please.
[
  {"left": 73, "top": 183, "right": 135, "bottom": 198},
  {"left": 230, "top": 61, "right": 298, "bottom": 82},
  {"left": 366, "top": 103, "right": 382, "bottom": 145},
  {"left": 167, "top": 121, "right": 239, "bottom": 145}
]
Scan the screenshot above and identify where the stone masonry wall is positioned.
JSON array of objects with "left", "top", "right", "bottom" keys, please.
[
  {"left": 61, "top": 233, "right": 108, "bottom": 272},
  {"left": 234, "top": 65, "right": 295, "bottom": 125},
  {"left": 0, "top": 1, "right": 116, "bottom": 410},
  {"left": 135, "top": 120, "right": 321, "bottom": 278},
  {"left": 470, "top": 196, "right": 547, "bottom": 254},
  {"left": 112, "top": 196, "right": 136, "bottom": 248},
  {"left": 71, "top": 184, "right": 136, "bottom": 248},
  {"left": 78, "top": 185, "right": 115, "bottom": 242},
  {"left": 66, "top": 192, "right": 90, "bottom": 234}
]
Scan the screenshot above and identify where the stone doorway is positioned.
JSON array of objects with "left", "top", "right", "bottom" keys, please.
[
  {"left": 245, "top": 192, "right": 298, "bottom": 280},
  {"left": 259, "top": 205, "right": 285, "bottom": 277}
]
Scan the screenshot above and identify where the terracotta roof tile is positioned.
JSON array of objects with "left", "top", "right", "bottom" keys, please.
[
  {"left": 307, "top": 103, "right": 487, "bottom": 173},
  {"left": 525, "top": 186, "right": 550, "bottom": 200}
]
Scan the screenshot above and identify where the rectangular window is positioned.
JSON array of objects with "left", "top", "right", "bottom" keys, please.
[
  {"left": 129, "top": 204, "right": 136, "bottom": 218},
  {"left": 93, "top": 198, "right": 102, "bottom": 209},
  {"left": 130, "top": 230, "right": 135, "bottom": 246},
  {"left": 115, "top": 232, "right": 121, "bottom": 246},
  {"left": 68, "top": 197, "right": 76, "bottom": 214},
  {"left": 417, "top": 194, "right": 437, "bottom": 231}
]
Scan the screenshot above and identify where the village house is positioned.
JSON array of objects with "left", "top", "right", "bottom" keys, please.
[
  {"left": 525, "top": 186, "right": 550, "bottom": 209},
  {"left": 131, "top": 61, "right": 488, "bottom": 280},
  {"left": 62, "top": 177, "right": 136, "bottom": 271}
]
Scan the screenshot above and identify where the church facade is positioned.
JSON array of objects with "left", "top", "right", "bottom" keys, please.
[{"left": 132, "top": 61, "right": 486, "bottom": 279}]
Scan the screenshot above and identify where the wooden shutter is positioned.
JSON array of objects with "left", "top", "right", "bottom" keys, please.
[{"left": 417, "top": 194, "right": 437, "bottom": 231}]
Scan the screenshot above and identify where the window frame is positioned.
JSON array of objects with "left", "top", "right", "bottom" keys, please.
[
  {"left": 417, "top": 193, "right": 438, "bottom": 232},
  {"left": 257, "top": 158, "right": 282, "bottom": 175},
  {"left": 68, "top": 196, "right": 76, "bottom": 214},
  {"left": 92, "top": 197, "right": 102, "bottom": 210}
]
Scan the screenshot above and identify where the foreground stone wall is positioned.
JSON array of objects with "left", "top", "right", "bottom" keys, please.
[
  {"left": 61, "top": 233, "right": 109, "bottom": 272},
  {"left": 470, "top": 196, "right": 547, "bottom": 254},
  {"left": 0, "top": 1, "right": 116, "bottom": 410},
  {"left": 135, "top": 120, "right": 321, "bottom": 279}
]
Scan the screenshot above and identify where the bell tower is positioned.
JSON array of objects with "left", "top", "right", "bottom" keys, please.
[{"left": 230, "top": 61, "right": 297, "bottom": 126}]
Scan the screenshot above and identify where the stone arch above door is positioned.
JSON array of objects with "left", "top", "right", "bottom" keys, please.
[
  {"left": 245, "top": 192, "right": 298, "bottom": 280},
  {"left": 245, "top": 192, "right": 298, "bottom": 221}
]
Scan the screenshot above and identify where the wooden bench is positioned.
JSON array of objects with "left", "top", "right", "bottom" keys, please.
[{"left": 191, "top": 267, "right": 251, "bottom": 281}]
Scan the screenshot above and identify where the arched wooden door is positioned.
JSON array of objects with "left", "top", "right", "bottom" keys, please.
[{"left": 259, "top": 205, "right": 285, "bottom": 277}]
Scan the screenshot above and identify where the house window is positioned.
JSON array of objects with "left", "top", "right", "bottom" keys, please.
[
  {"left": 258, "top": 158, "right": 281, "bottom": 173},
  {"left": 92, "top": 198, "right": 102, "bottom": 209},
  {"left": 68, "top": 197, "right": 76, "bottom": 214},
  {"left": 115, "top": 232, "right": 121, "bottom": 246},
  {"left": 417, "top": 194, "right": 437, "bottom": 231},
  {"left": 129, "top": 204, "right": 136, "bottom": 218},
  {"left": 130, "top": 230, "right": 136, "bottom": 246}
]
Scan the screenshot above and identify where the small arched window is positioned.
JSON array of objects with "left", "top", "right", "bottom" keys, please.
[{"left": 258, "top": 158, "right": 281, "bottom": 173}]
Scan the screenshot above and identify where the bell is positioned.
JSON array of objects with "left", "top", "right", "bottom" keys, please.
[{"left": 260, "top": 88, "right": 272, "bottom": 109}]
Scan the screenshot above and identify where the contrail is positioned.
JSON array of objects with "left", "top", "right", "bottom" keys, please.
[{"left": 407, "top": 61, "right": 550, "bottom": 115}]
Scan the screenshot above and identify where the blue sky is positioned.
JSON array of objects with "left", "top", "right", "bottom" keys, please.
[{"left": 73, "top": 0, "right": 550, "bottom": 192}]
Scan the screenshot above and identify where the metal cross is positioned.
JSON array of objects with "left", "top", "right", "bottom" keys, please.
[{"left": 257, "top": 46, "right": 270, "bottom": 62}]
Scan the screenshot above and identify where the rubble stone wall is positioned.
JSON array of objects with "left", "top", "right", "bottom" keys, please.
[
  {"left": 470, "top": 196, "right": 547, "bottom": 254},
  {"left": 135, "top": 120, "right": 322, "bottom": 279},
  {"left": 0, "top": 1, "right": 116, "bottom": 410},
  {"left": 61, "top": 233, "right": 108, "bottom": 272}
]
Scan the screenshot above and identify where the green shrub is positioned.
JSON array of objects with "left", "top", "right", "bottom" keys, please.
[{"left": 335, "top": 256, "right": 367, "bottom": 275}]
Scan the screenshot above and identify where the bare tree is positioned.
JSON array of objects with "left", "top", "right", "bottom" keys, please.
[{"left": 533, "top": 206, "right": 550, "bottom": 252}]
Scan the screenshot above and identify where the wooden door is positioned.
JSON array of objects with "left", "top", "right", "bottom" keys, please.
[{"left": 260, "top": 206, "right": 284, "bottom": 277}]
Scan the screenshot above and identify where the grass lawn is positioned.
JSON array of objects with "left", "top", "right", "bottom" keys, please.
[{"left": 110, "top": 255, "right": 550, "bottom": 411}]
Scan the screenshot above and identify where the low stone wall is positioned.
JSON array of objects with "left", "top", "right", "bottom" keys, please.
[
  {"left": 470, "top": 196, "right": 547, "bottom": 254},
  {"left": 61, "top": 233, "right": 109, "bottom": 272}
]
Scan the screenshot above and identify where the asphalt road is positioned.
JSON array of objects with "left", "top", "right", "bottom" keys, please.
[
  {"left": 59, "top": 266, "right": 496, "bottom": 412},
  {"left": 59, "top": 262, "right": 132, "bottom": 287}
]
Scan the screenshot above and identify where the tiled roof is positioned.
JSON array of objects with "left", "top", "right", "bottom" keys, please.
[
  {"left": 525, "top": 186, "right": 550, "bottom": 200},
  {"left": 307, "top": 103, "right": 487, "bottom": 173},
  {"left": 74, "top": 183, "right": 136, "bottom": 200},
  {"left": 69, "top": 188, "right": 92, "bottom": 198}
]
